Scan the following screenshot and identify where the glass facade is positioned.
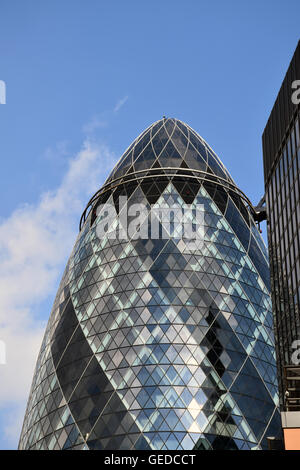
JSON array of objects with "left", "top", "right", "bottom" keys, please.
[
  {"left": 263, "top": 42, "right": 300, "bottom": 409},
  {"left": 19, "top": 118, "right": 280, "bottom": 450}
]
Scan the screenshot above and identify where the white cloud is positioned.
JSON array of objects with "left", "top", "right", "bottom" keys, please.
[
  {"left": 43, "top": 141, "right": 70, "bottom": 162},
  {"left": 114, "top": 95, "right": 128, "bottom": 113},
  {"left": 0, "top": 138, "right": 116, "bottom": 448},
  {"left": 82, "top": 116, "right": 107, "bottom": 134}
]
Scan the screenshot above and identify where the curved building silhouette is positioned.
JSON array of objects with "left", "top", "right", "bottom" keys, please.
[{"left": 19, "top": 118, "right": 281, "bottom": 450}]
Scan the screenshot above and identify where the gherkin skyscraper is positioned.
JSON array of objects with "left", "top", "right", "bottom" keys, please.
[{"left": 19, "top": 118, "right": 281, "bottom": 450}]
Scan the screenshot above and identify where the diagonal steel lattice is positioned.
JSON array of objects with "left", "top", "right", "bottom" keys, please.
[{"left": 19, "top": 118, "right": 281, "bottom": 450}]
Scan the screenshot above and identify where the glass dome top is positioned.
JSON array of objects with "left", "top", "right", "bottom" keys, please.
[{"left": 105, "top": 118, "right": 235, "bottom": 186}]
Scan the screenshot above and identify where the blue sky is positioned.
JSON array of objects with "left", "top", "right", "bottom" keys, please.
[{"left": 0, "top": 0, "right": 299, "bottom": 449}]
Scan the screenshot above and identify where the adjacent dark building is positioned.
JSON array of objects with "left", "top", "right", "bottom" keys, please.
[
  {"left": 19, "top": 118, "right": 280, "bottom": 450},
  {"left": 262, "top": 41, "right": 300, "bottom": 448}
]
